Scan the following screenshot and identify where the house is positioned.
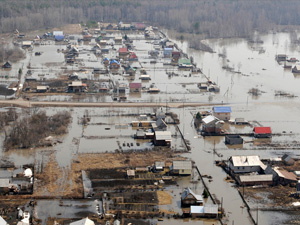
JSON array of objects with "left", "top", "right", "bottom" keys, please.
[
  {"left": 153, "top": 131, "right": 171, "bottom": 146},
  {"left": 181, "top": 187, "right": 203, "bottom": 206},
  {"left": 152, "top": 118, "right": 167, "bottom": 131},
  {"left": 225, "top": 134, "right": 243, "bottom": 145},
  {"left": 119, "top": 47, "right": 129, "bottom": 58},
  {"left": 228, "top": 155, "right": 266, "bottom": 174},
  {"left": 212, "top": 106, "right": 231, "bottom": 120},
  {"left": 172, "top": 51, "right": 181, "bottom": 61},
  {"left": 114, "top": 36, "right": 123, "bottom": 44},
  {"left": 178, "top": 58, "right": 193, "bottom": 69},
  {"left": 128, "top": 52, "right": 138, "bottom": 61},
  {"left": 2, "top": 61, "right": 12, "bottom": 68},
  {"left": 163, "top": 48, "right": 173, "bottom": 58},
  {"left": 133, "top": 22, "right": 146, "bottom": 30},
  {"left": 238, "top": 174, "right": 273, "bottom": 186},
  {"left": 124, "top": 65, "right": 136, "bottom": 76},
  {"left": 129, "top": 83, "right": 142, "bottom": 93},
  {"left": 292, "top": 65, "right": 300, "bottom": 73},
  {"left": 53, "top": 31, "right": 64, "bottom": 41},
  {"left": 253, "top": 127, "right": 272, "bottom": 138},
  {"left": 171, "top": 160, "right": 192, "bottom": 176},
  {"left": 103, "top": 57, "right": 110, "bottom": 66},
  {"left": 68, "top": 81, "right": 87, "bottom": 93},
  {"left": 201, "top": 115, "right": 224, "bottom": 134},
  {"left": 109, "top": 60, "right": 120, "bottom": 69},
  {"left": 70, "top": 217, "right": 95, "bottom": 225}
]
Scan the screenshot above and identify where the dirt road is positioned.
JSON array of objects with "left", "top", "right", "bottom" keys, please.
[{"left": 0, "top": 99, "right": 222, "bottom": 108}]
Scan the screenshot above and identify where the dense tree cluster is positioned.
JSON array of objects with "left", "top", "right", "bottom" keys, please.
[
  {"left": 1, "top": 0, "right": 300, "bottom": 38},
  {"left": 4, "top": 110, "right": 72, "bottom": 149}
]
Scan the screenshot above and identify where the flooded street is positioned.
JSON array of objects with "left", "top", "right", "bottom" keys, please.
[{"left": 1, "top": 28, "right": 300, "bottom": 225}]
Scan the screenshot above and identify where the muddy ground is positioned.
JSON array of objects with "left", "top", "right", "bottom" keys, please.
[{"left": 30, "top": 149, "right": 185, "bottom": 198}]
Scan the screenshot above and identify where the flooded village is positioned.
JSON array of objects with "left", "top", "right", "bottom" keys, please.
[{"left": 1, "top": 21, "right": 300, "bottom": 225}]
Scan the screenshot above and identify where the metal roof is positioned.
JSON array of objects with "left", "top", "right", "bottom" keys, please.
[
  {"left": 190, "top": 206, "right": 204, "bottom": 214},
  {"left": 239, "top": 174, "right": 273, "bottom": 183},
  {"left": 0, "top": 216, "right": 7, "bottom": 225},
  {"left": 202, "top": 115, "right": 219, "bottom": 124},
  {"left": 213, "top": 106, "right": 232, "bottom": 113},
  {"left": 204, "top": 204, "right": 218, "bottom": 214},
  {"left": 70, "top": 218, "right": 95, "bottom": 225},
  {"left": 155, "top": 131, "right": 171, "bottom": 140},
  {"left": 173, "top": 160, "right": 192, "bottom": 170},
  {"left": 231, "top": 155, "right": 266, "bottom": 168},
  {"left": 274, "top": 167, "right": 297, "bottom": 181},
  {"left": 253, "top": 127, "right": 272, "bottom": 134},
  {"left": 181, "top": 187, "right": 203, "bottom": 202},
  {"left": 0, "top": 178, "right": 10, "bottom": 187}
]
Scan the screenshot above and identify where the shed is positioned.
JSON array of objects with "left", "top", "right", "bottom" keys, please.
[
  {"left": 22, "top": 41, "right": 32, "bottom": 48},
  {"left": 273, "top": 167, "right": 298, "bottom": 185},
  {"left": 154, "top": 161, "right": 165, "bottom": 171},
  {"left": 171, "top": 160, "right": 192, "bottom": 176},
  {"left": 203, "top": 204, "right": 219, "bottom": 218},
  {"left": 181, "top": 187, "right": 203, "bottom": 206},
  {"left": 225, "top": 134, "right": 243, "bottom": 145},
  {"left": 68, "top": 81, "right": 87, "bottom": 93},
  {"left": 154, "top": 131, "right": 171, "bottom": 146},
  {"left": 282, "top": 154, "right": 295, "bottom": 165},
  {"left": 253, "top": 127, "right": 272, "bottom": 138},
  {"left": 139, "top": 75, "right": 151, "bottom": 80},
  {"left": 178, "top": 58, "right": 192, "bottom": 68},
  {"left": 36, "top": 86, "right": 49, "bottom": 93},
  {"left": 238, "top": 174, "right": 273, "bottom": 186},
  {"left": 114, "top": 36, "right": 123, "bottom": 44},
  {"left": 127, "top": 170, "right": 135, "bottom": 178},
  {"left": 212, "top": 106, "right": 231, "bottom": 120},
  {"left": 53, "top": 31, "right": 64, "bottom": 41}
]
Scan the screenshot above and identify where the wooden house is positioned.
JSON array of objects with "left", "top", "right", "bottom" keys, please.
[
  {"left": 154, "top": 131, "right": 171, "bottom": 146},
  {"left": 114, "top": 36, "right": 123, "bottom": 44},
  {"left": 171, "top": 160, "right": 192, "bottom": 176},
  {"left": 212, "top": 106, "right": 231, "bottom": 120},
  {"left": 181, "top": 187, "right": 203, "bottom": 207}
]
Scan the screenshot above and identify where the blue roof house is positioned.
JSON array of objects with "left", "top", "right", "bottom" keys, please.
[{"left": 212, "top": 106, "right": 231, "bottom": 121}]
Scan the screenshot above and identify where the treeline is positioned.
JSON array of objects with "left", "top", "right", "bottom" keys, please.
[
  {"left": 4, "top": 111, "right": 71, "bottom": 149},
  {"left": 1, "top": 0, "right": 300, "bottom": 38}
]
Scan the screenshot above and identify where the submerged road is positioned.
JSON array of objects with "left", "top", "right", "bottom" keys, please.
[{"left": 0, "top": 99, "right": 223, "bottom": 108}]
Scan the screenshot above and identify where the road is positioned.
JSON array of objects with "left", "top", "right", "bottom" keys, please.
[{"left": 0, "top": 98, "right": 223, "bottom": 108}]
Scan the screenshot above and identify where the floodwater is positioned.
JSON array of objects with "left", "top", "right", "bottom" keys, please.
[{"left": 1, "top": 30, "right": 300, "bottom": 224}]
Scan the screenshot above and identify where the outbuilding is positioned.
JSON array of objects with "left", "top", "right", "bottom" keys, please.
[
  {"left": 225, "top": 134, "right": 243, "bottom": 145},
  {"left": 181, "top": 187, "right": 203, "bottom": 207},
  {"left": 253, "top": 127, "right": 272, "bottom": 138},
  {"left": 154, "top": 131, "right": 171, "bottom": 146}
]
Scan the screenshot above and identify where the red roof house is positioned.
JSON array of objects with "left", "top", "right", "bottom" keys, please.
[
  {"left": 129, "top": 82, "right": 142, "bottom": 92},
  {"left": 253, "top": 127, "right": 272, "bottom": 138},
  {"left": 119, "top": 47, "right": 129, "bottom": 58}
]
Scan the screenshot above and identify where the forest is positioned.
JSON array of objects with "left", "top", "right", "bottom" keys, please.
[{"left": 1, "top": 0, "right": 300, "bottom": 39}]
